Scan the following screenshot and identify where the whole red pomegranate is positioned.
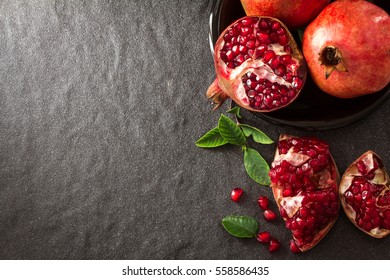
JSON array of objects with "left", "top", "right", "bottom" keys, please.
[
  {"left": 339, "top": 151, "right": 390, "bottom": 238},
  {"left": 269, "top": 135, "right": 339, "bottom": 252},
  {"left": 207, "top": 16, "right": 306, "bottom": 112},
  {"left": 302, "top": 0, "right": 390, "bottom": 98},
  {"left": 240, "top": 0, "right": 330, "bottom": 29}
]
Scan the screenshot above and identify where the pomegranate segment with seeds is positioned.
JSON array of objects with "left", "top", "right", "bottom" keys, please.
[
  {"left": 207, "top": 16, "right": 306, "bottom": 112},
  {"left": 269, "top": 134, "right": 339, "bottom": 252},
  {"left": 339, "top": 151, "right": 390, "bottom": 238}
]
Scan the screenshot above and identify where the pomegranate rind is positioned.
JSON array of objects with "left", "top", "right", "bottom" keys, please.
[
  {"left": 339, "top": 151, "right": 390, "bottom": 238},
  {"left": 208, "top": 16, "right": 306, "bottom": 113},
  {"left": 270, "top": 134, "right": 340, "bottom": 252},
  {"left": 240, "top": 0, "right": 330, "bottom": 29},
  {"left": 302, "top": 0, "right": 390, "bottom": 98}
]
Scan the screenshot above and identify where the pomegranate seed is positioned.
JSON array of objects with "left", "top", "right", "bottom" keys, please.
[
  {"left": 257, "top": 31, "right": 271, "bottom": 44},
  {"left": 269, "top": 32, "right": 279, "bottom": 44},
  {"left": 235, "top": 54, "right": 245, "bottom": 65},
  {"left": 225, "top": 50, "right": 233, "bottom": 61},
  {"left": 356, "top": 160, "right": 367, "bottom": 175},
  {"left": 366, "top": 172, "right": 375, "bottom": 180},
  {"left": 284, "top": 45, "right": 292, "bottom": 54},
  {"left": 268, "top": 238, "right": 280, "bottom": 252},
  {"left": 258, "top": 18, "right": 268, "bottom": 30},
  {"left": 257, "top": 196, "right": 269, "bottom": 210},
  {"left": 275, "top": 64, "right": 286, "bottom": 76},
  {"left": 270, "top": 21, "right": 281, "bottom": 31},
  {"left": 246, "top": 40, "right": 255, "bottom": 49},
  {"left": 241, "top": 26, "right": 251, "bottom": 36},
  {"left": 241, "top": 18, "right": 253, "bottom": 26},
  {"left": 256, "top": 231, "right": 271, "bottom": 244},
  {"left": 282, "top": 188, "right": 293, "bottom": 197},
  {"left": 263, "top": 209, "right": 277, "bottom": 221},
  {"left": 238, "top": 35, "right": 247, "bottom": 45},
  {"left": 289, "top": 239, "right": 301, "bottom": 253},
  {"left": 263, "top": 50, "right": 275, "bottom": 63},
  {"left": 279, "top": 34, "right": 289, "bottom": 46},
  {"left": 269, "top": 56, "right": 281, "bottom": 69},
  {"left": 292, "top": 77, "right": 303, "bottom": 89},
  {"left": 280, "top": 54, "right": 292, "bottom": 65},
  {"left": 232, "top": 45, "right": 239, "bottom": 55},
  {"left": 230, "top": 188, "right": 244, "bottom": 202}
]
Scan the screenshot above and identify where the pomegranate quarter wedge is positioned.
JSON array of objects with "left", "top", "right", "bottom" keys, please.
[
  {"left": 269, "top": 134, "right": 340, "bottom": 252},
  {"left": 207, "top": 16, "right": 306, "bottom": 112},
  {"left": 339, "top": 151, "right": 390, "bottom": 238}
]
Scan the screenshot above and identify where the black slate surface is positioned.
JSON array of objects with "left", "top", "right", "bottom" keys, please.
[{"left": 0, "top": 0, "right": 389, "bottom": 260}]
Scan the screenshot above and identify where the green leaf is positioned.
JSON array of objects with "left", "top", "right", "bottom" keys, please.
[
  {"left": 218, "top": 114, "right": 246, "bottom": 146},
  {"left": 243, "top": 147, "right": 271, "bottom": 185},
  {"left": 222, "top": 215, "right": 259, "bottom": 238},
  {"left": 227, "top": 106, "right": 242, "bottom": 118},
  {"left": 195, "top": 127, "right": 229, "bottom": 148},
  {"left": 239, "top": 124, "right": 273, "bottom": 144}
]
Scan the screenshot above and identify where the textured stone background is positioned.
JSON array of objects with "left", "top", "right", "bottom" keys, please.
[{"left": 0, "top": 0, "right": 389, "bottom": 259}]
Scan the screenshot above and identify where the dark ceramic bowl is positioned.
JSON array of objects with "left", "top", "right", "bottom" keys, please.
[{"left": 209, "top": 0, "right": 390, "bottom": 130}]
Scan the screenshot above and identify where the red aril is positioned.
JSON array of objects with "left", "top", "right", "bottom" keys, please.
[
  {"left": 207, "top": 16, "right": 306, "bottom": 112},
  {"left": 257, "top": 196, "right": 269, "bottom": 210},
  {"left": 289, "top": 239, "right": 301, "bottom": 253},
  {"left": 339, "top": 151, "right": 390, "bottom": 238},
  {"left": 240, "top": 0, "right": 330, "bottom": 29},
  {"left": 263, "top": 209, "right": 277, "bottom": 221},
  {"left": 269, "top": 134, "right": 340, "bottom": 252},
  {"left": 302, "top": 0, "right": 390, "bottom": 98},
  {"left": 268, "top": 238, "right": 281, "bottom": 252},
  {"left": 230, "top": 188, "right": 244, "bottom": 202},
  {"left": 256, "top": 231, "right": 271, "bottom": 244}
]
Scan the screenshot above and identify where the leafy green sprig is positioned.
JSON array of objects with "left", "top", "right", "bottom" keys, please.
[{"left": 195, "top": 107, "right": 273, "bottom": 186}]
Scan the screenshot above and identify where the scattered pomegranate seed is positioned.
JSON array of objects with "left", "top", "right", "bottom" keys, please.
[
  {"left": 263, "top": 209, "right": 277, "bottom": 221},
  {"left": 268, "top": 238, "right": 280, "bottom": 252},
  {"left": 230, "top": 188, "right": 244, "bottom": 202},
  {"left": 256, "top": 231, "right": 271, "bottom": 244},
  {"left": 257, "top": 196, "right": 269, "bottom": 210},
  {"left": 289, "top": 239, "right": 301, "bottom": 253}
]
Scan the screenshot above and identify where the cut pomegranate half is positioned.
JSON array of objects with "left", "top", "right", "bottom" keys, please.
[{"left": 207, "top": 16, "right": 306, "bottom": 112}]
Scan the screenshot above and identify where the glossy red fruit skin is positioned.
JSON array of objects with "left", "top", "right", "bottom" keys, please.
[
  {"left": 302, "top": 0, "right": 390, "bottom": 98},
  {"left": 230, "top": 188, "right": 244, "bottom": 202},
  {"left": 339, "top": 151, "right": 390, "bottom": 238},
  {"left": 240, "top": 0, "right": 330, "bottom": 29}
]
